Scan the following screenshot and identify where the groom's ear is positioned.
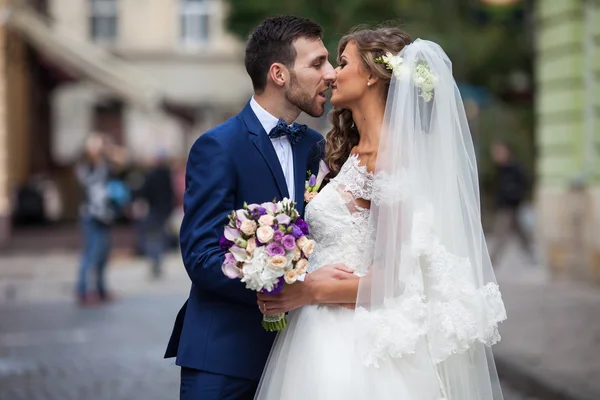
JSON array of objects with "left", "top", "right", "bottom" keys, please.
[{"left": 269, "top": 63, "right": 288, "bottom": 88}]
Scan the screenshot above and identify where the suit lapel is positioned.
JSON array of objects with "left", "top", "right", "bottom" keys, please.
[
  {"left": 242, "top": 103, "right": 289, "bottom": 200},
  {"left": 292, "top": 141, "right": 307, "bottom": 216}
]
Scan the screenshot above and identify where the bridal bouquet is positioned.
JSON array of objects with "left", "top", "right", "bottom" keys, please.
[{"left": 220, "top": 198, "right": 314, "bottom": 331}]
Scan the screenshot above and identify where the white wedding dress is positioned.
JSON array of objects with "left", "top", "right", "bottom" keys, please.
[
  {"left": 257, "top": 39, "right": 507, "bottom": 400},
  {"left": 255, "top": 155, "right": 444, "bottom": 400}
]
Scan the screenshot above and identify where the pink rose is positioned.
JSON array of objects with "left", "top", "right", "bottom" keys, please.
[
  {"left": 269, "top": 255, "right": 288, "bottom": 270},
  {"left": 258, "top": 215, "right": 275, "bottom": 227},
  {"left": 256, "top": 226, "right": 275, "bottom": 244},
  {"left": 302, "top": 239, "right": 315, "bottom": 257},
  {"left": 293, "top": 247, "right": 302, "bottom": 261},
  {"left": 295, "top": 258, "right": 308, "bottom": 275},
  {"left": 296, "top": 236, "right": 309, "bottom": 250},
  {"left": 284, "top": 269, "right": 298, "bottom": 284},
  {"left": 304, "top": 191, "right": 317, "bottom": 203},
  {"left": 240, "top": 220, "right": 257, "bottom": 236},
  {"left": 246, "top": 237, "right": 256, "bottom": 255}
]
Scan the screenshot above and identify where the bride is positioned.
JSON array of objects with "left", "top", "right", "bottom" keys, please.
[{"left": 256, "top": 26, "right": 507, "bottom": 400}]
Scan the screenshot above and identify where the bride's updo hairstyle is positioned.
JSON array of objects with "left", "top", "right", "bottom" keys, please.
[{"left": 325, "top": 26, "right": 412, "bottom": 176}]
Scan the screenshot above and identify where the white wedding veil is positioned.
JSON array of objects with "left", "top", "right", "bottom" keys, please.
[{"left": 354, "top": 39, "right": 507, "bottom": 399}]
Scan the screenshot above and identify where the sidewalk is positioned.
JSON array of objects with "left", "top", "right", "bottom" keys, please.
[{"left": 493, "top": 243, "right": 600, "bottom": 400}]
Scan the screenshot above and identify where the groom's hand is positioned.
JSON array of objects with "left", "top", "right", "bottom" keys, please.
[
  {"left": 257, "top": 282, "right": 312, "bottom": 316},
  {"left": 257, "top": 264, "right": 356, "bottom": 315}
]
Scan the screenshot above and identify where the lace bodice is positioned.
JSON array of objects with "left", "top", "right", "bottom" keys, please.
[{"left": 305, "top": 155, "right": 374, "bottom": 275}]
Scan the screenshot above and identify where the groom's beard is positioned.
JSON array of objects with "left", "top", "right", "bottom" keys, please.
[{"left": 286, "top": 71, "right": 323, "bottom": 118}]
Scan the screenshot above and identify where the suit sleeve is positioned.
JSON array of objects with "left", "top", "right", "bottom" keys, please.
[{"left": 179, "top": 133, "right": 256, "bottom": 306}]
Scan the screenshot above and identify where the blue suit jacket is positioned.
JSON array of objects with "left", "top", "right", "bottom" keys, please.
[{"left": 165, "top": 101, "right": 324, "bottom": 380}]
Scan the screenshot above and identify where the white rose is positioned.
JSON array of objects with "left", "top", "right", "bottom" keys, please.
[
  {"left": 295, "top": 258, "right": 308, "bottom": 275},
  {"left": 258, "top": 215, "right": 275, "bottom": 227},
  {"left": 256, "top": 226, "right": 274, "bottom": 244},
  {"left": 246, "top": 237, "right": 257, "bottom": 255},
  {"left": 302, "top": 239, "right": 315, "bottom": 257},
  {"left": 269, "top": 255, "right": 288, "bottom": 270},
  {"left": 284, "top": 270, "right": 298, "bottom": 284},
  {"left": 240, "top": 220, "right": 257, "bottom": 236},
  {"left": 296, "top": 236, "right": 309, "bottom": 250}
]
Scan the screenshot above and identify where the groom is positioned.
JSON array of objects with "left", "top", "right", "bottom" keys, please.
[{"left": 165, "top": 16, "right": 337, "bottom": 399}]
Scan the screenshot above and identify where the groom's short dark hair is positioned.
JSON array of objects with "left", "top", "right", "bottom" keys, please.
[{"left": 245, "top": 15, "right": 323, "bottom": 93}]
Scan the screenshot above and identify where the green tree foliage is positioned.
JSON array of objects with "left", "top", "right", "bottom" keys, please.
[{"left": 226, "top": 0, "right": 532, "bottom": 94}]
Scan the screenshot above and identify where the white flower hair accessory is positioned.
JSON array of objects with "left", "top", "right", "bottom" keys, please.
[
  {"left": 375, "top": 52, "right": 404, "bottom": 78},
  {"left": 375, "top": 52, "right": 438, "bottom": 102}
]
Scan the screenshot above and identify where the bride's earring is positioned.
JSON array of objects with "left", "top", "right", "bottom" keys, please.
[{"left": 367, "top": 81, "right": 371, "bottom": 87}]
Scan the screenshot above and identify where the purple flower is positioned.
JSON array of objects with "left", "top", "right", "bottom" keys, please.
[
  {"left": 289, "top": 224, "right": 303, "bottom": 239},
  {"left": 281, "top": 234, "right": 296, "bottom": 251},
  {"left": 261, "top": 276, "right": 284, "bottom": 295},
  {"left": 294, "top": 218, "right": 310, "bottom": 236},
  {"left": 273, "top": 230, "right": 284, "bottom": 243},
  {"left": 251, "top": 207, "right": 267, "bottom": 219},
  {"left": 219, "top": 235, "right": 234, "bottom": 250},
  {"left": 222, "top": 262, "right": 241, "bottom": 279},
  {"left": 224, "top": 252, "right": 236, "bottom": 264},
  {"left": 262, "top": 202, "right": 277, "bottom": 214},
  {"left": 308, "top": 174, "right": 317, "bottom": 187},
  {"left": 266, "top": 242, "right": 285, "bottom": 257}
]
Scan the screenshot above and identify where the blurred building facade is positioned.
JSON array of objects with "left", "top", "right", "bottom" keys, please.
[
  {"left": 535, "top": 0, "right": 600, "bottom": 283},
  {"left": 48, "top": 0, "right": 251, "bottom": 164},
  {"left": 0, "top": 0, "right": 252, "bottom": 247}
]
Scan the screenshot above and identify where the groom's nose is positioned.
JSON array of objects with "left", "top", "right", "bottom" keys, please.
[{"left": 322, "top": 61, "right": 336, "bottom": 83}]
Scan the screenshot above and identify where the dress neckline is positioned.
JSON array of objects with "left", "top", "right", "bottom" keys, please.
[{"left": 347, "top": 153, "right": 375, "bottom": 179}]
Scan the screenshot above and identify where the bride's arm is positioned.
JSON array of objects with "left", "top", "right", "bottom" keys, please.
[
  {"left": 309, "top": 275, "right": 360, "bottom": 305},
  {"left": 257, "top": 265, "right": 359, "bottom": 316}
]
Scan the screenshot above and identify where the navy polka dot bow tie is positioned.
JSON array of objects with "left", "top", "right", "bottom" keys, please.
[{"left": 268, "top": 118, "right": 307, "bottom": 145}]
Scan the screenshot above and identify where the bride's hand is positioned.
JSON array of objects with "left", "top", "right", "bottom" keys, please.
[{"left": 304, "top": 264, "right": 355, "bottom": 283}]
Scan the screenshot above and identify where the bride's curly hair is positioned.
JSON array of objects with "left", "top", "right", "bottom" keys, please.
[{"left": 325, "top": 27, "right": 412, "bottom": 176}]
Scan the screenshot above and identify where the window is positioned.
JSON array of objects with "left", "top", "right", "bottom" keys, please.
[
  {"left": 180, "top": 0, "right": 216, "bottom": 45},
  {"left": 90, "top": 0, "right": 118, "bottom": 43}
]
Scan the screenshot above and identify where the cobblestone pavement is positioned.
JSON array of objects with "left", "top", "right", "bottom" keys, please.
[
  {"left": 0, "top": 294, "right": 184, "bottom": 400},
  {"left": 0, "top": 253, "right": 536, "bottom": 400},
  {"left": 0, "top": 297, "right": 538, "bottom": 399}
]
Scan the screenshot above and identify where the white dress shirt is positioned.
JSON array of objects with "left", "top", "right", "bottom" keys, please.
[{"left": 250, "top": 97, "right": 295, "bottom": 201}]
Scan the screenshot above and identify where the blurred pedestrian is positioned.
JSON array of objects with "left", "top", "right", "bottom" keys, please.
[
  {"left": 127, "top": 166, "right": 149, "bottom": 256},
  {"left": 488, "top": 141, "right": 533, "bottom": 266},
  {"left": 75, "top": 133, "right": 128, "bottom": 306},
  {"left": 141, "top": 150, "right": 175, "bottom": 278}
]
